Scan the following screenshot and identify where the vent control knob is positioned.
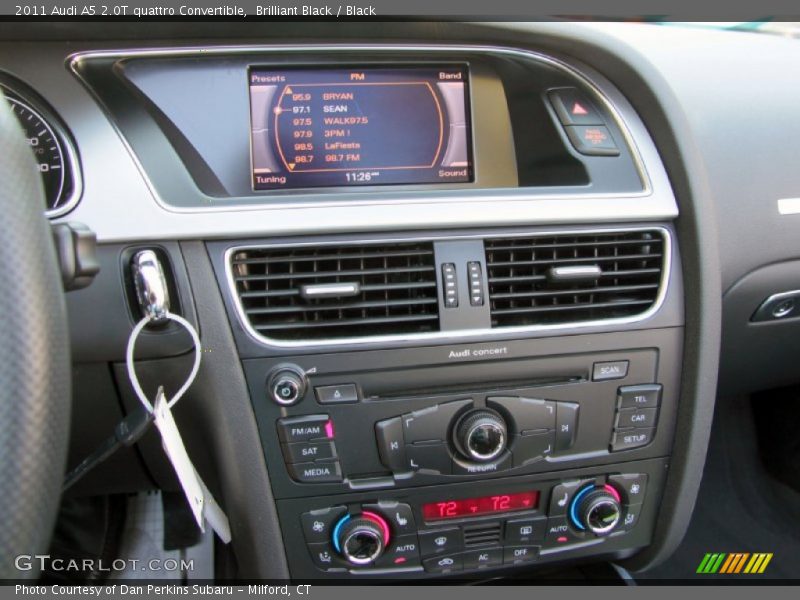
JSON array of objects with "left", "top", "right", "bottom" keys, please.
[
  {"left": 454, "top": 409, "right": 508, "bottom": 462},
  {"left": 267, "top": 364, "right": 307, "bottom": 406}
]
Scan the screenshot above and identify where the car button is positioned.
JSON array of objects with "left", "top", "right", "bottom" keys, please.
[
  {"left": 286, "top": 459, "right": 343, "bottom": 483},
  {"left": 615, "top": 408, "right": 658, "bottom": 429},
  {"left": 592, "top": 360, "right": 629, "bottom": 381},
  {"left": 419, "top": 528, "right": 462, "bottom": 556},
  {"left": 282, "top": 440, "right": 337, "bottom": 463},
  {"left": 565, "top": 125, "right": 620, "bottom": 156},
  {"left": 610, "top": 428, "right": 655, "bottom": 452},
  {"left": 462, "top": 547, "right": 503, "bottom": 569},
  {"left": 315, "top": 384, "right": 358, "bottom": 404},
  {"left": 548, "top": 88, "right": 605, "bottom": 126},
  {"left": 277, "top": 414, "right": 333, "bottom": 443},
  {"left": 301, "top": 506, "right": 347, "bottom": 543},
  {"left": 617, "top": 384, "right": 662, "bottom": 409}
]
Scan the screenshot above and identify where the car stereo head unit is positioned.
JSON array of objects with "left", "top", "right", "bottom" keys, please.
[{"left": 248, "top": 65, "right": 473, "bottom": 190}]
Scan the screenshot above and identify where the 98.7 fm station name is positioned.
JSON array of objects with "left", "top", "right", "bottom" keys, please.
[{"left": 15, "top": 3, "right": 377, "bottom": 16}]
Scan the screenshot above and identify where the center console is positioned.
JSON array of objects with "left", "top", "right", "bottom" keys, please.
[{"left": 64, "top": 42, "right": 684, "bottom": 579}]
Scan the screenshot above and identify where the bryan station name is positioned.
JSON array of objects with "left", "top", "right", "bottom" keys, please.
[{"left": 257, "top": 5, "right": 376, "bottom": 15}]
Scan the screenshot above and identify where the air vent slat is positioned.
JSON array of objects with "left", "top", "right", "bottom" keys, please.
[
  {"left": 485, "top": 230, "right": 666, "bottom": 328},
  {"left": 231, "top": 242, "right": 439, "bottom": 341}
]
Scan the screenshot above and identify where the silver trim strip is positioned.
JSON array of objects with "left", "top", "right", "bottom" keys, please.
[
  {"left": 777, "top": 197, "right": 800, "bottom": 215},
  {"left": 65, "top": 43, "right": 656, "bottom": 216},
  {"left": 548, "top": 265, "right": 602, "bottom": 281},
  {"left": 301, "top": 282, "right": 361, "bottom": 299},
  {"left": 225, "top": 226, "right": 672, "bottom": 349}
]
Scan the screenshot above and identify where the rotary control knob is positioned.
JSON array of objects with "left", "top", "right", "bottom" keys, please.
[
  {"left": 569, "top": 484, "right": 622, "bottom": 536},
  {"left": 453, "top": 409, "right": 508, "bottom": 462},
  {"left": 266, "top": 364, "right": 307, "bottom": 406},
  {"left": 332, "top": 512, "right": 390, "bottom": 566}
]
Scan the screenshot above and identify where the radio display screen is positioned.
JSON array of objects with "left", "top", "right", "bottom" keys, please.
[
  {"left": 421, "top": 491, "right": 539, "bottom": 521},
  {"left": 248, "top": 66, "right": 473, "bottom": 190}
]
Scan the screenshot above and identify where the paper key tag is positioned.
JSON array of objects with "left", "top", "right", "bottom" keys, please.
[{"left": 153, "top": 388, "right": 231, "bottom": 543}]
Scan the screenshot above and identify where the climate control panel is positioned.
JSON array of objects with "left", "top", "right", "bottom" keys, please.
[{"left": 295, "top": 472, "right": 648, "bottom": 575}]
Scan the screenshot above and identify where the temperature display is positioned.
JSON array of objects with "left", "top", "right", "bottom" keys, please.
[{"left": 421, "top": 491, "right": 539, "bottom": 521}]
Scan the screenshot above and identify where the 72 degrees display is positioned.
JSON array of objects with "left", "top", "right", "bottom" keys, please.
[
  {"left": 422, "top": 491, "right": 539, "bottom": 521},
  {"left": 248, "top": 66, "right": 473, "bottom": 190}
]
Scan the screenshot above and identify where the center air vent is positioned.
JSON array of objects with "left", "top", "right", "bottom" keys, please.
[
  {"left": 230, "top": 242, "right": 439, "bottom": 341},
  {"left": 485, "top": 230, "right": 666, "bottom": 328}
]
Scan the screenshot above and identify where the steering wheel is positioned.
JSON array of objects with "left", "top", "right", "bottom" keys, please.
[{"left": 0, "top": 95, "right": 71, "bottom": 578}]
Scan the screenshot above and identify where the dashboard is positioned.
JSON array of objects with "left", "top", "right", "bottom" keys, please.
[{"left": 3, "top": 20, "right": 800, "bottom": 581}]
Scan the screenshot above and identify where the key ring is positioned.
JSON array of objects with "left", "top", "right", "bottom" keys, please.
[{"left": 125, "top": 312, "right": 202, "bottom": 412}]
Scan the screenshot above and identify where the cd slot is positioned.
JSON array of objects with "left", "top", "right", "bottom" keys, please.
[{"left": 372, "top": 375, "right": 584, "bottom": 401}]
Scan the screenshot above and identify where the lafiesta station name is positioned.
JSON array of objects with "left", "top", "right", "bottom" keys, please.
[
  {"left": 256, "top": 5, "right": 376, "bottom": 15},
  {"left": 448, "top": 346, "right": 509, "bottom": 359}
]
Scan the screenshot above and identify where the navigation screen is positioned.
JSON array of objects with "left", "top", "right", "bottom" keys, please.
[{"left": 248, "top": 66, "right": 473, "bottom": 190}]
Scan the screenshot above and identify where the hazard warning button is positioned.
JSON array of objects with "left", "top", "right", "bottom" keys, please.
[{"left": 548, "top": 88, "right": 605, "bottom": 126}]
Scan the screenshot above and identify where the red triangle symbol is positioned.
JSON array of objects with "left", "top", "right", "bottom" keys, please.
[{"left": 572, "top": 102, "right": 589, "bottom": 116}]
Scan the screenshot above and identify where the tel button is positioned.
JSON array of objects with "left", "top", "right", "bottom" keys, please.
[{"left": 617, "top": 384, "right": 662, "bottom": 409}]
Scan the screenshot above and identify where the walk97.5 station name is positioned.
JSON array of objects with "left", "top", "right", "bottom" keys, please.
[{"left": 14, "top": 3, "right": 377, "bottom": 16}]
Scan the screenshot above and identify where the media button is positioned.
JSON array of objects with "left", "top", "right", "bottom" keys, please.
[{"left": 286, "top": 459, "right": 343, "bottom": 483}]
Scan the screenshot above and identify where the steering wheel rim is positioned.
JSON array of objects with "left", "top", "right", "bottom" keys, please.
[{"left": 0, "top": 94, "right": 71, "bottom": 579}]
